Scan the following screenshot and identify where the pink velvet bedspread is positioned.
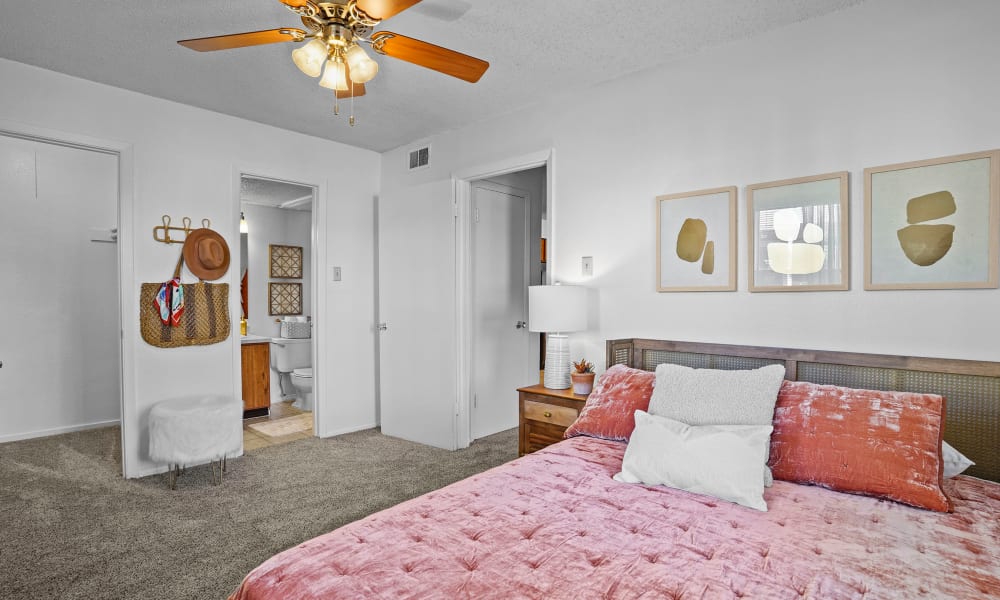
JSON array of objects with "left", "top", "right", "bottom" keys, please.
[{"left": 229, "top": 437, "right": 1000, "bottom": 599}]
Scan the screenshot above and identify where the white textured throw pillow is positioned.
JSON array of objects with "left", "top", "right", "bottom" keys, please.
[
  {"left": 648, "top": 363, "right": 785, "bottom": 486},
  {"left": 615, "top": 411, "right": 771, "bottom": 511},
  {"left": 942, "top": 441, "right": 974, "bottom": 478}
]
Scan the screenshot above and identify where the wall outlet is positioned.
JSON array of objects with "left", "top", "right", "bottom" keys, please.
[
  {"left": 582, "top": 256, "right": 593, "bottom": 277},
  {"left": 333, "top": 266, "right": 342, "bottom": 281}
]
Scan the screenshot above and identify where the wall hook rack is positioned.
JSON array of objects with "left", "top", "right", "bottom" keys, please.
[{"left": 153, "top": 215, "right": 211, "bottom": 244}]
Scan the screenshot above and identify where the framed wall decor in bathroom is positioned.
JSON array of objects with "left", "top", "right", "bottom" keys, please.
[
  {"left": 269, "top": 244, "right": 303, "bottom": 279},
  {"left": 268, "top": 282, "right": 303, "bottom": 316},
  {"left": 864, "top": 149, "right": 1000, "bottom": 290},
  {"left": 747, "top": 171, "right": 849, "bottom": 292}
]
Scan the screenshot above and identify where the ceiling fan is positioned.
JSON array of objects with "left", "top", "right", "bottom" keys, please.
[{"left": 178, "top": 0, "right": 489, "bottom": 123}]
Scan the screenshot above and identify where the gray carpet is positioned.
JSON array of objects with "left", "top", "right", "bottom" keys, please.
[{"left": 0, "top": 425, "right": 518, "bottom": 600}]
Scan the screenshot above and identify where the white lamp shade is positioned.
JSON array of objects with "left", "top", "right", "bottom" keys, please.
[
  {"left": 345, "top": 43, "right": 379, "bottom": 83},
  {"left": 292, "top": 39, "right": 327, "bottom": 78},
  {"left": 528, "top": 285, "right": 587, "bottom": 333},
  {"left": 319, "top": 59, "right": 348, "bottom": 91}
]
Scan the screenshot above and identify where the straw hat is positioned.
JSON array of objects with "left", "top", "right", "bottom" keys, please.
[{"left": 183, "top": 228, "right": 230, "bottom": 281}]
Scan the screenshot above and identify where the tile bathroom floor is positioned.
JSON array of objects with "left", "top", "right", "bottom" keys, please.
[{"left": 242, "top": 400, "right": 314, "bottom": 450}]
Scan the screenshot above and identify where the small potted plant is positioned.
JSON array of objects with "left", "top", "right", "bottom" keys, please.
[{"left": 571, "top": 358, "right": 595, "bottom": 395}]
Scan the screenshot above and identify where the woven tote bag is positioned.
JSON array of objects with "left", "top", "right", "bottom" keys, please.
[{"left": 140, "top": 282, "right": 231, "bottom": 348}]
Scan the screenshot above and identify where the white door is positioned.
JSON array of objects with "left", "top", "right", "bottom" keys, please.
[
  {"left": 471, "top": 182, "right": 530, "bottom": 439},
  {"left": 378, "top": 179, "right": 457, "bottom": 449},
  {"left": 0, "top": 134, "right": 120, "bottom": 441}
]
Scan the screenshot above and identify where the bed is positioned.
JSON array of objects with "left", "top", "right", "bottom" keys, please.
[{"left": 229, "top": 339, "right": 1000, "bottom": 599}]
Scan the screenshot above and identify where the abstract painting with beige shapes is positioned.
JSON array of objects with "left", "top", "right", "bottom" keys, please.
[
  {"left": 656, "top": 187, "right": 735, "bottom": 292},
  {"left": 676, "top": 218, "right": 715, "bottom": 275},
  {"left": 766, "top": 207, "right": 826, "bottom": 275},
  {"left": 896, "top": 190, "right": 955, "bottom": 266}
]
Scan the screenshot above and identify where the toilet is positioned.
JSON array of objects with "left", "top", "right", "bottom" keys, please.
[
  {"left": 290, "top": 368, "right": 313, "bottom": 411},
  {"left": 269, "top": 337, "right": 313, "bottom": 411}
]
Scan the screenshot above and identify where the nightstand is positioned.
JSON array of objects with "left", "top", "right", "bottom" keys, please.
[{"left": 517, "top": 384, "right": 589, "bottom": 456}]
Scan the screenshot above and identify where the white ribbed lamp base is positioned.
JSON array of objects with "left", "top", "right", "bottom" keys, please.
[{"left": 543, "top": 334, "right": 571, "bottom": 390}]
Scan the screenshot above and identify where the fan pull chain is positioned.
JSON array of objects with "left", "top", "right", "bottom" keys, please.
[
  {"left": 333, "top": 94, "right": 340, "bottom": 116},
  {"left": 349, "top": 82, "right": 356, "bottom": 127}
]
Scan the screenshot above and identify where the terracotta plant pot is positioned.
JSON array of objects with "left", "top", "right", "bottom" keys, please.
[{"left": 571, "top": 372, "right": 595, "bottom": 395}]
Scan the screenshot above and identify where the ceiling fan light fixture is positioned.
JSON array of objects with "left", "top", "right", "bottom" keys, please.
[
  {"left": 319, "top": 58, "right": 349, "bottom": 91},
  {"left": 291, "top": 38, "right": 328, "bottom": 77},
  {"left": 344, "top": 43, "right": 378, "bottom": 84}
]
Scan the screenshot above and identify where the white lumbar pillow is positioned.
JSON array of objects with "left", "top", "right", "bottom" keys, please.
[
  {"left": 942, "top": 441, "right": 974, "bottom": 478},
  {"left": 614, "top": 410, "right": 771, "bottom": 511}
]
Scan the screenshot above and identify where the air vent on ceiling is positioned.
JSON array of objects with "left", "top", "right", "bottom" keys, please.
[{"left": 408, "top": 146, "right": 430, "bottom": 170}]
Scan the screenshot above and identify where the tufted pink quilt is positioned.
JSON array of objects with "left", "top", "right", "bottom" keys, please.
[{"left": 230, "top": 437, "right": 1000, "bottom": 599}]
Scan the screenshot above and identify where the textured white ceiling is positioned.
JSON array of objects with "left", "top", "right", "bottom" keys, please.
[
  {"left": 241, "top": 176, "right": 314, "bottom": 210},
  {"left": 0, "top": 0, "right": 863, "bottom": 152}
]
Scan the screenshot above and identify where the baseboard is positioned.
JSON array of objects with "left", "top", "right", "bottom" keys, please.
[
  {"left": 0, "top": 419, "right": 119, "bottom": 444},
  {"left": 318, "top": 422, "right": 377, "bottom": 438},
  {"left": 129, "top": 449, "right": 246, "bottom": 479}
]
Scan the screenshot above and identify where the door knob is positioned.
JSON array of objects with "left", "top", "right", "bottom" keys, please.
[
  {"left": 377, "top": 322, "right": 388, "bottom": 332},
  {"left": 515, "top": 321, "right": 527, "bottom": 329}
]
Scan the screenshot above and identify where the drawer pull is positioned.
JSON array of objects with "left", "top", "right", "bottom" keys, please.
[{"left": 543, "top": 411, "right": 552, "bottom": 418}]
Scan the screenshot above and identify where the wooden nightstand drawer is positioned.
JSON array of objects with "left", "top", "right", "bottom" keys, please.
[
  {"left": 517, "top": 384, "right": 589, "bottom": 456},
  {"left": 523, "top": 399, "right": 578, "bottom": 427}
]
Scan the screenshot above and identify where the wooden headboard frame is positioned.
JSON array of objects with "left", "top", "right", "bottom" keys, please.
[{"left": 607, "top": 338, "right": 1000, "bottom": 483}]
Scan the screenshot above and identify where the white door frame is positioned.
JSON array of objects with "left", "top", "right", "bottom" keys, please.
[
  {"left": 0, "top": 119, "right": 134, "bottom": 475},
  {"left": 231, "top": 166, "right": 327, "bottom": 437},
  {"left": 453, "top": 148, "right": 555, "bottom": 449}
]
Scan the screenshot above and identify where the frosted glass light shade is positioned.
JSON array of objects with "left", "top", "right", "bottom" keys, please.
[
  {"left": 528, "top": 285, "right": 587, "bottom": 333},
  {"left": 319, "top": 59, "right": 348, "bottom": 91},
  {"left": 292, "top": 39, "right": 327, "bottom": 78},
  {"left": 345, "top": 43, "right": 379, "bottom": 83}
]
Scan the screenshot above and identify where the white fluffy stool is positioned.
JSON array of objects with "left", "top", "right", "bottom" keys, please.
[{"left": 149, "top": 395, "right": 242, "bottom": 489}]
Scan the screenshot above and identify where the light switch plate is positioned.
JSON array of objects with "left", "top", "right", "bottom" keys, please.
[
  {"left": 333, "top": 266, "right": 342, "bottom": 281},
  {"left": 582, "top": 256, "right": 593, "bottom": 277}
]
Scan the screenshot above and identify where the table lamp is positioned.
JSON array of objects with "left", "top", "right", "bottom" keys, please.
[{"left": 528, "top": 285, "right": 588, "bottom": 389}]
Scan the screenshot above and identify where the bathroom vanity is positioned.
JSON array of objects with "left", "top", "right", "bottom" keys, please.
[{"left": 240, "top": 336, "right": 271, "bottom": 416}]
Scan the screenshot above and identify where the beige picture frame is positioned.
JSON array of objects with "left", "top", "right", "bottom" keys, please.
[
  {"left": 656, "top": 186, "right": 737, "bottom": 292},
  {"left": 747, "top": 171, "right": 849, "bottom": 292},
  {"left": 269, "top": 244, "right": 303, "bottom": 279},
  {"left": 864, "top": 150, "right": 1000, "bottom": 290},
  {"left": 268, "top": 282, "right": 303, "bottom": 316}
]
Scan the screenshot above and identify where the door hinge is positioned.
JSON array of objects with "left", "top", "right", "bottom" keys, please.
[
  {"left": 473, "top": 393, "right": 478, "bottom": 408},
  {"left": 453, "top": 201, "right": 459, "bottom": 218},
  {"left": 474, "top": 207, "right": 480, "bottom": 223}
]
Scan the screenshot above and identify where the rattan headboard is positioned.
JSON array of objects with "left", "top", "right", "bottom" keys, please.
[{"left": 607, "top": 338, "right": 1000, "bottom": 483}]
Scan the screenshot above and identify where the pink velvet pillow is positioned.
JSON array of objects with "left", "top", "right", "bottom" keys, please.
[
  {"left": 769, "top": 380, "right": 951, "bottom": 512},
  {"left": 564, "top": 364, "right": 655, "bottom": 442}
]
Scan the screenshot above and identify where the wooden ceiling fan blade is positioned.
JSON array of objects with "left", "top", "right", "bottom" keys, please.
[
  {"left": 178, "top": 28, "right": 306, "bottom": 52},
  {"left": 370, "top": 31, "right": 488, "bottom": 83},
  {"left": 336, "top": 83, "right": 366, "bottom": 99},
  {"left": 355, "top": 0, "right": 422, "bottom": 21},
  {"left": 277, "top": 0, "right": 310, "bottom": 7}
]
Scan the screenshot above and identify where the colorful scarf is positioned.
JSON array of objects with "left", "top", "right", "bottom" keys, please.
[{"left": 154, "top": 277, "right": 185, "bottom": 326}]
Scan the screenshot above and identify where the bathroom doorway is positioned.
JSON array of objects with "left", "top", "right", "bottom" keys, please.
[{"left": 238, "top": 175, "right": 317, "bottom": 450}]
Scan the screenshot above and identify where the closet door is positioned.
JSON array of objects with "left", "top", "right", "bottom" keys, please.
[
  {"left": 377, "top": 179, "right": 457, "bottom": 449},
  {"left": 0, "top": 134, "right": 120, "bottom": 441}
]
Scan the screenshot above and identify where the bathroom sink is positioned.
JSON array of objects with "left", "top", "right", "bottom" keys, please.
[{"left": 240, "top": 334, "right": 270, "bottom": 344}]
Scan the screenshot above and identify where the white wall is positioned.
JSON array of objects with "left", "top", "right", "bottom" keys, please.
[
  {"left": 381, "top": 0, "right": 1000, "bottom": 369},
  {"left": 0, "top": 58, "right": 380, "bottom": 477}
]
